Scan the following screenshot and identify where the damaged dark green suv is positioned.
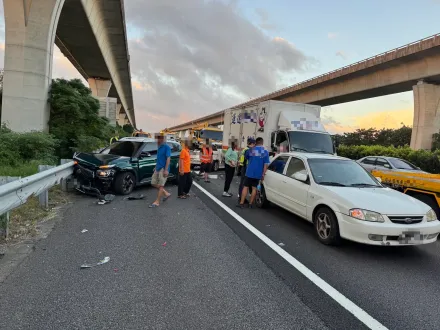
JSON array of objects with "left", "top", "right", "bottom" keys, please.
[{"left": 73, "top": 137, "right": 181, "bottom": 195}]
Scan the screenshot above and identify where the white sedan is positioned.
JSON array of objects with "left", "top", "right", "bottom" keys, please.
[{"left": 256, "top": 152, "right": 440, "bottom": 246}]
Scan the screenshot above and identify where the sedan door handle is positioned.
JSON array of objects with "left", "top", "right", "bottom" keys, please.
[{"left": 282, "top": 180, "right": 287, "bottom": 183}]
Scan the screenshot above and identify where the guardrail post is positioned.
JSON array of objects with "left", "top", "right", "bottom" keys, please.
[
  {"left": 37, "top": 165, "right": 55, "bottom": 208},
  {"left": 60, "top": 159, "right": 74, "bottom": 192},
  {"left": 0, "top": 176, "right": 20, "bottom": 239}
]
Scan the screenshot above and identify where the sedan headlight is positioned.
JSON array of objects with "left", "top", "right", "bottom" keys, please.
[
  {"left": 426, "top": 209, "right": 437, "bottom": 222},
  {"left": 349, "top": 209, "right": 385, "bottom": 223}
]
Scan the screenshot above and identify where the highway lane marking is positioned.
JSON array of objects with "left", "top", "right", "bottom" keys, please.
[{"left": 193, "top": 182, "right": 388, "bottom": 330}]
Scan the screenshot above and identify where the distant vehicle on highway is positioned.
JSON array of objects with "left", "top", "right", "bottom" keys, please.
[
  {"left": 190, "top": 141, "right": 225, "bottom": 172},
  {"left": 73, "top": 137, "right": 181, "bottom": 195},
  {"left": 357, "top": 156, "right": 426, "bottom": 173},
  {"left": 256, "top": 152, "right": 440, "bottom": 246}
]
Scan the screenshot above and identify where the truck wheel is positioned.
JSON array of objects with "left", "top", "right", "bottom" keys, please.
[
  {"left": 213, "top": 161, "right": 219, "bottom": 172},
  {"left": 413, "top": 193, "right": 440, "bottom": 219},
  {"left": 255, "top": 185, "right": 270, "bottom": 209},
  {"left": 114, "top": 172, "right": 135, "bottom": 195},
  {"left": 313, "top": 207, "right": 341, "bottom": 246}
]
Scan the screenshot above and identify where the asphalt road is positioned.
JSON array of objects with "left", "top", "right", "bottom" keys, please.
[
  {"left": 0, "top": 182, "right": 335, "bottom": 330},
  {"left": 196, "top": 172, "right": 440, "bottom": 330}
]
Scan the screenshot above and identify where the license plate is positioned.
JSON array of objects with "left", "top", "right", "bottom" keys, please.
[{"left": 399, "top": 231, "right": 423, "bottom": 244}]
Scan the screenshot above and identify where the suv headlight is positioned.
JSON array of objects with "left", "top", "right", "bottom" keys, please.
[
  {"left": 426, "top": 209, "right": 437, "bottom": 222},
  {"left": 97, "top": 169, "right": 115, "bottom": 177},
  {"left": 349, "top": 209, "right": 385, "bottom": 223}
]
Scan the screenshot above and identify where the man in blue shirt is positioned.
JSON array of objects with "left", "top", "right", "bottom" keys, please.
[
  {"left": 150, "top": 133, "right": 172, "bottom": 208},
  {"left": 237, "top": 137, "right": 270, "bottom": 208}
]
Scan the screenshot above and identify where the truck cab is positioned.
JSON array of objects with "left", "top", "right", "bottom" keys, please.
[
  {"left": 268, "top": 110, "right": 335, "bottom": 156},
  {"left": 269, "top": 130, "right": 335, "bottom": 156}
]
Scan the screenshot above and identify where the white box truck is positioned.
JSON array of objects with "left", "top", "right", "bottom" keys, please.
[{"left": 222, "top": 100, "right": 334, "bottom": 156}]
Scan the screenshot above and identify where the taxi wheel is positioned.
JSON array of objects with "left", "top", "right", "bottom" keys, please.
[
  {"left": 314, "top": 207, "right": 341, "bottom": 246},
  {"left": 114, "top": 172, "right": 135, "bottom": 195}
]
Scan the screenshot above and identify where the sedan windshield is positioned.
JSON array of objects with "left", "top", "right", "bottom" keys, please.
[
  {"left": 288, "top": 131, "right": 334, "bottom": 154},
  {"left": 101, "top": 141, "right": 143, "bottom": 157},
  {"left": 388, "top": 158, "right": 418, "bottom": 170},
  {"left": 308, "top": 158, "right": 381, "bottom": 187}
]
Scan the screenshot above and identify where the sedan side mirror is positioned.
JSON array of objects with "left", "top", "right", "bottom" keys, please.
[{"left": 293, "top": 172, "right": 308, "bottom": 182}]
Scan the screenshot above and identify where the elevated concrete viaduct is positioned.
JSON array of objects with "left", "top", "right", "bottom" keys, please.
[
  {"left": 1, "top": 0, "right": 136, "bottom": 132},
  {"left": 168, "top": 34, "right": 440, "bottom": 150}
]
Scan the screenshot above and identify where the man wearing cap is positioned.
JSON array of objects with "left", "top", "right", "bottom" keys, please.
[{"left": 238, "top": 138, "right": 255, "bottom": 203}]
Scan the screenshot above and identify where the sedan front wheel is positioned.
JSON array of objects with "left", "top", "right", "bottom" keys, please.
[{"left": 314, "top": 207, "right": 341, "bottom": 246}]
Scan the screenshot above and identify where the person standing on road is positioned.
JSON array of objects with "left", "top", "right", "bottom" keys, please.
[
  {"left": 237, "top": 137, "right": 269, "bottom": 208},
  {"left": 149, "top": 133, "right": 172, "bottom": 208},
  {"left": 200, "top": 139, "right": 213, "bottom": 183},
  {"left": 238, "top": 138, "right": 256, "bottom": 203},
  {"left": 223, "top": 141, "right": 238, "bottom": 197},
  {"left": 178, "top": 139, "right": 193, "bottom": 199}
]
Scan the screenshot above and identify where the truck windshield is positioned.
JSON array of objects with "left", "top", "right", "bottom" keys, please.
[
  {"left": 200, "top": 129, "right": 223, "bottom": 141},
  {"left": 288, "top": 131, "right": 334, "bottom": 154}
]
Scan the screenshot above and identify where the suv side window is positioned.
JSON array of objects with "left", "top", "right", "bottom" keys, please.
[
  {"left": 268, "top": 155, "right": 289, "bottom": 174},
  {"left": 285, "top": 157, "right": 307, "bottom": 178},
  {"left": 167, "top": 142, "right": 181, "bottom": 152},
  {"left": 142, "top": 142, "right": 158, "bottom": 155},
  {"left": 361, "top": 157, "right": 376, "bottom": 165}
]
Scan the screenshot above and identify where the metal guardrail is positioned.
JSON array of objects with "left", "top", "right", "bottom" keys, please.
[{"left": 0, "top": 161, "right": 75, "bottom": 216}]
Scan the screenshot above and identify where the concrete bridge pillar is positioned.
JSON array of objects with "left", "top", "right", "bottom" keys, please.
[
  {"left": 88, "top": 78, "right": 112, "bottom": 97},
  {"left": 1, "top": 0, "right": 65, "bottom": 132},
  {"left": 410, "top": 82, "right": 440, "bottom": 150}
]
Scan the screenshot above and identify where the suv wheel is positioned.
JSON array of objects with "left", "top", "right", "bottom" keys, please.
[{"left": 114, "top": 172, "right": 135, "bottom": 195}]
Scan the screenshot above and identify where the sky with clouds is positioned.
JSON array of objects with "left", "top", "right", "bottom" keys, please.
[{"left": 0, "top": 0, "right": 439, "bottom": 133}]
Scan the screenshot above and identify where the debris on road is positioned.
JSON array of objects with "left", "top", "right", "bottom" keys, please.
[
  {"left": 208, "top": 175, "right": 218, "bottom": 179},
  {"left": 278, "top": 243, "right": 285, "bottom": 247},
  {"left": 81, "top": 229, "right": 88, "bottom": 233},
  {"left": 125, "top": 194, "right": 145, "bottom": 200},
  {"left": 162, "top": 242, "right": 167, "bottom": 246},
  {"left": 97, "top": 194, "right": 115, "bottom": 205},
  {"left": 80, "top": 256, "right": 110, "bottom": 269}
]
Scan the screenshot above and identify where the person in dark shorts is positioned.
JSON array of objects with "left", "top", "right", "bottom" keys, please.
[
  {"left": 200, "top": 139, "right": 213, "bottom": 183},
  {"left": 238, "top": 138, "right": 256, "bottom": 203},
  {"left": 237, "top": 137, "right": 270, "bottom": 208}
]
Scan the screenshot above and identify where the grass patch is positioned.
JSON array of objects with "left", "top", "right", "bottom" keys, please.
[
  {"left": 0, "top": 185, "right": 70, "bottom": 244},
  {"left": 0, "top": 160, "right": 49, "bottom": 177}
]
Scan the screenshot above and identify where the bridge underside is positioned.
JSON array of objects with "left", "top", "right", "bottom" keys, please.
[
  {"left": 56, "top": 0, "right": 135, "bottom": 126},
  {"left": 169, "top": 41, "right": 440, "bottom": 150}
]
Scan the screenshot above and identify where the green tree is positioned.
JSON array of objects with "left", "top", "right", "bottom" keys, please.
[
  {"left": 335, "top": 125, "right": 412, "bottom": 147},
  {"left": 122, "top": 124, "right": 134, "bottom": 134},
  {"left": 49, "top": 78, "right": 113, "bottom": 158}
]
